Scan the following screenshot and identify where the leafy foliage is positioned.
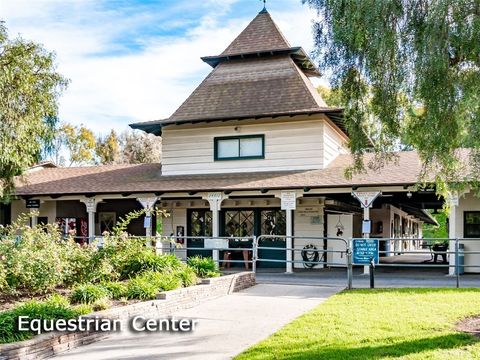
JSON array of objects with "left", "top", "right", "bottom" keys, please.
[
  {"left": 0, "top": 295, "right": 82, "bottom": 344},
  {"left": 305, "top": 0, "right": 480, "bottom": 192},
  {"left": 174, "top": 266, "right": 198, "bottom": 287},
  {"left": 187, "top": 256, "right": 220, "bottom": 278},
  {"left": 70, "top": 283, "right": 110, "bottom": 304},
  {"left": 100, "top": 281, "right": 128, "bottom": 300},
  {"left": 126, "top": 275, "right": 159, "bottom": 300},
  {"left": 0, "top": 23, "right": 68, "bottom": 200},
  {"left": 96, "top": 129, "right": 120, "bottom": 164}
]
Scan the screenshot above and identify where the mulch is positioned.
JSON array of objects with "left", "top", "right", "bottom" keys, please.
[{"left": 457, "top": 315, "right": 480, "bottom": 337}]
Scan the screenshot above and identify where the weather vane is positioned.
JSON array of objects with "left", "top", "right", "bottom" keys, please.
[{"left": 260, "top": 0, "right": 267, "bottom": 12}]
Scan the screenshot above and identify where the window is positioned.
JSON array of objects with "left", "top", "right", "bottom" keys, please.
[
  {"left": 464, "top": 212, "right": 480, "bottom": 238},
  {"left": 214, "top": 135, "right": 264, "bottom": 160}
]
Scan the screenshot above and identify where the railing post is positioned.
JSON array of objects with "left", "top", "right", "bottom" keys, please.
[
  {"left": 347, "top": 245, "right": 353, "bottom": 290},
  {"left": 252, "top": 236, "right": 257, "bottom": 274},
  {"left": 455, "top": 238, "right": 460, "bottom": 288}
]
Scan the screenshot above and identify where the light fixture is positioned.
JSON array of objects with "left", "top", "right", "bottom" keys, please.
[
  {"left": 335, "top": 215, "right": 345, "bottom": 237},
  {"left": 407, "top": 191, "right": 412, "bottom": 198}
]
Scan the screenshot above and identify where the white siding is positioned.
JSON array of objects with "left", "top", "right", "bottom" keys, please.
[
  {"left": 11, "top": 199, "right": 56, "bottom": 225},
  {"left": 451, "top": 192, "right": 480, "bottom": 273},
  {"left": 323, "top": 121, "right": 348, "bottom": 167},
  {"left": 293, "top": 203, "right": 325, "bottom": 268},
  {"left": 161, "top": 118, "right": 327, "bottom": 175}
]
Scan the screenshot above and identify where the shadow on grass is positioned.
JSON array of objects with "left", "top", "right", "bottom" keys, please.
[{"left": 242, "top": 333, "right": 478, "bottom": 360}]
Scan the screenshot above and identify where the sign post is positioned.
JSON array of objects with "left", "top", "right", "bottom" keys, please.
[{"left": 352, "top": 191, "right": 381, "bottom": 274}]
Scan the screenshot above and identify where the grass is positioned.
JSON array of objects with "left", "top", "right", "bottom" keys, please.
[{"left": 236, "top": 288, "right": 480, "bottom": 360}]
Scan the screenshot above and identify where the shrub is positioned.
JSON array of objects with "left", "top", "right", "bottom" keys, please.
[
  {"left": 118, "top": 251, "right": 183, "bottom": 279},
  {"left": 101, "top": 281, "right": 128, "bottom": 300},
  {"left": 126, "top": 276, "right": 158, "bottom": 300},
  {"left": 72, "top": 303, "right": 93, "bottom": 315},
  {"left": 92, "top": 298, "right": 110, "bottom": 311},
  {"left": 187, "top": 256, "right": 220, "bottom": 278},
  {"left": 70, "top": 284, "right": 110, "bottom": 304},
  {"left": 0, "top": 224, "right": 68, "bottom": 293},
  {"left": 174, "top": 266, "right": 198, "bottom": 287},
  {"left": 0, "top": 297, "right": 82, "bottom": 344},
  {"left": 139, "top": 270, "right": 182, "bottom": 291}
]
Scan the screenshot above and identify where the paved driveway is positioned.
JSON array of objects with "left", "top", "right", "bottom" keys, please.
[{"left": 55, "top": 284, "right": 341, "bottom": 360}]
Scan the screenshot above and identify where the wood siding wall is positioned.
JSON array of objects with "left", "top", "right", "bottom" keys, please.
[{"left": 161, "top": 117, "right": 346, "bottom": 175}]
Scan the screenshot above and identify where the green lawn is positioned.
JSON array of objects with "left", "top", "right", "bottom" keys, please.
[{"left": 236, "top": 289, "right": 480, "bottom": 360}]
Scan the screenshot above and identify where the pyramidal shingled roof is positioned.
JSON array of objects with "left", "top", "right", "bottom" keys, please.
[
  {"left": 131, "top": 9, "right": 346, "bottom": 136},
  {"left": 221, "top": 10, "right": 291, "bottom": 55}
]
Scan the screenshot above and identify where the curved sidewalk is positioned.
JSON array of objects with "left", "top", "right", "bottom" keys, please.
[{"left": 54, "top": 284, "right": 341, "bottom": 360}]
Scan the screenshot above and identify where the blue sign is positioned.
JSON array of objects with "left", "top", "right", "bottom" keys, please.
[
  {"left": 353, "top": 239, "right": 379, "bottom": 265},
  {"left": 144, "top": 216, "right": 151, "bottom": 229}
]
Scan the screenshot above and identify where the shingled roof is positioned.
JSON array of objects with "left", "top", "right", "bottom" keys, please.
[
  {"left": 130, "top": 9, "right": 345, "bottom": 136},
  {"left": 15, "top": 152, "right": 425, "bottom": 196}
]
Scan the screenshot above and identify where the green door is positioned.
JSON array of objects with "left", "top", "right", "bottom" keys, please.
[
  {"left": 258, "top": 210, "right": 287, "bottom": 268},
  {"left": 186, "top": 209, "right": 213, "bottom": 258}
]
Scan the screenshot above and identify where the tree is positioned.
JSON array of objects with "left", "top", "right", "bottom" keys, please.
[
  {"left": 0, "top": 22, "right": 68, "bottom": 200},
  {"left": 305, "top": 0, "right": 480, "bottom": 190},
  {"left": 118, "top": 130, "right": 161, "bottom": 164},
  {"left": 96, "top": 129, "right": 120, "bottom": 164},
  {"left": 61, "top": 123, "right": 96, "bottom": 166},
  {"left": 317, "top": 85, "right": 344, "bottom": 107}
]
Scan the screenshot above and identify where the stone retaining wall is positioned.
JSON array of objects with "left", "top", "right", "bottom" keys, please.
[{"left": 0, "top": 272, "right": 255, "bottom": 360}]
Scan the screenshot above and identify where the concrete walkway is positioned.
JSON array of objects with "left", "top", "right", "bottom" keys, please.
[{"left": 55, "top": 284, "right": 341, "bottom": 360}]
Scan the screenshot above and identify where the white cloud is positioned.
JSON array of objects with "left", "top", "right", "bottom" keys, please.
[{"left": 1, "top": 0, "right": 328, "bottom": 135}]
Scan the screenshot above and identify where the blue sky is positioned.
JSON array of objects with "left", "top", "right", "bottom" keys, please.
[{"left": 1, "top": 0, "right": 325, "bottom": 134}]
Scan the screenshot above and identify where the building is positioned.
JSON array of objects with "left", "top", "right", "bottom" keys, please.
[{"left": 9, "top": 9, "right": 478, "bottom": 272}]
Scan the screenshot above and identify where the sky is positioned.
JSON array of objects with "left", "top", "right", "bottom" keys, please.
[{"left": 1, "top": 0, "right": 325, "bottom": 135}]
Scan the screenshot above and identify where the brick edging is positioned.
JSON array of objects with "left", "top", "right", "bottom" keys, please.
[{"left": 0, "top": 272, "right": 256, "bottom": 360}]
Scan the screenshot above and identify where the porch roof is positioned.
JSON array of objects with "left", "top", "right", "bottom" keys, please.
[{"left": 15, "top": 151, "right": 425, "bottom": 197}]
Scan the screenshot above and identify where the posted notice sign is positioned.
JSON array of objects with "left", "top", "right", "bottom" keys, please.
[
  {"left": 26, "top": 199, "right": 40, "bottom": 209},
  {"left": 281, "top": 191, "right": 296, "bottom": 210},
  {"left": 352, "top": 238, "right": 379, "bottom": 265},
  {"left": 352, "top": 191, "right": 381, "bottom": 208}
]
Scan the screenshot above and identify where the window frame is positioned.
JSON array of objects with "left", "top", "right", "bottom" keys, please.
[
  {"left": 214, "top": 134, "right": 265, "bottom": 161},
  {"left": 464, "top": 211, "right": 480, "bottom": 238}
]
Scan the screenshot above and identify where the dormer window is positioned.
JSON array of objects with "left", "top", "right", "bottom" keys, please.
[{"left": 214, "top": 135, "right": 264, "bottom": 161}]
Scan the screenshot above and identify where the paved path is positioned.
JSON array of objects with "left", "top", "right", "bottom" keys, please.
[{"left": 55, "top": 284, "right": 341, "bottom": 360}]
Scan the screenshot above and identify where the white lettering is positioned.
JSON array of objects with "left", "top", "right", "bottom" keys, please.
[{"left": 131, "top": 316, "right": 146, "bottom": 331}]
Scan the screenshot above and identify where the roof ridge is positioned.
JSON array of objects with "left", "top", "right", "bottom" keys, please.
[
  {"left": 288, "top": 57, "right": 328, "bottom": 109},
  {"left": 221, "top": 11, "right": 291, "bottom": 55}
]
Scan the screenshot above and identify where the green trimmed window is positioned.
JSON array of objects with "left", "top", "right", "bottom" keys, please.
[
  {"left": 464, "top": 211, "right": 480, "bottom": 238},
  {"left": 214, "top": 135, "right": 264, "bottom": 160}
]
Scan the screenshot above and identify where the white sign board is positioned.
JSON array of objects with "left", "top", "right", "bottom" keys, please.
[
  {"left": 281, "top": 191, "right": 297, "bottom": 210},
  {"left": 84, "top": 198, "right": 96, "bottom": 213},
  {"left": 352, "top": 191, "right": 381, "bottom": 208},
  {"left": 204, "top": 238, "right": 229, "bottom": 249}
]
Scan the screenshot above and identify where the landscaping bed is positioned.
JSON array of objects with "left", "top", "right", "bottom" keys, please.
[
  {"left": 0, "top": 210, "right": 222, "bottom": 345},
  {"left": 236, "top": 288, "right": 480, "bottom": 359}
]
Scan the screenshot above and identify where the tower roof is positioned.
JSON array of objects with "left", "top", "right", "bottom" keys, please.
[
  {"left": 221, "top": 10, "right": 291, "bottom": 55},
  {"left": 131, "top": 9, "right": 345, "bottom": 136}
]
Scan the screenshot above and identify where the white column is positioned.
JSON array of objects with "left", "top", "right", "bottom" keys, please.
[
  {"left": 203, "top": 192, "right": 228, "bottom": 263},
  {"left": 30, "top": 208, "right": 38, "bottom": 227},
  {"left": 81, "top": 198, "right": 100, "bottom": 243},
  {"left": 275, "top": 190, "right": 298, "bottom": 274},
  {"left": 286, "top": 208, "right": 293, "bottom": 273},
  {"left": 448, "top": 203, "right": 457, "bottom": 276},
  {"left": 137, "top": 197, "right": 158, "bottom": 238}
]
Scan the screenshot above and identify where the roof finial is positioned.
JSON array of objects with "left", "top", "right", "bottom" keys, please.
[{"left": 259, "top": 0, "right": 268, "bottom": 13}]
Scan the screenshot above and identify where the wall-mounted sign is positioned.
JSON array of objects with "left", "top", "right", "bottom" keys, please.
[
  {"left": 447, "top": 193, "right": 459, "bottom": 206},
  {"left": 204, "top": 238, "right": 229, "bottom": 249},
  {"left": 144, "top": 216, "right": 151, "bottom": 229},
  {"left": 362, "top": 220, "right": 371, "bottom": 234},
  {"left": 281, "top": 191, "right": 297, "bottom": 210},
  {"left": 84, "top": 198, "right": 96, "bottom": 213},
  {"left": 352, "top": 238, "right": 379, "bottom": 265},
  {"left": 26, "top": 199, "right": 40, "bottom": 209},
  {"left": 352, "top": 191, "right": 381, "bottom": 208}
]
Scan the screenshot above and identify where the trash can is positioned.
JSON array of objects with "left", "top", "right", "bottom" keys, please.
[{"left": 456, "top": 243, "right": 465, "bottom": 275}]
